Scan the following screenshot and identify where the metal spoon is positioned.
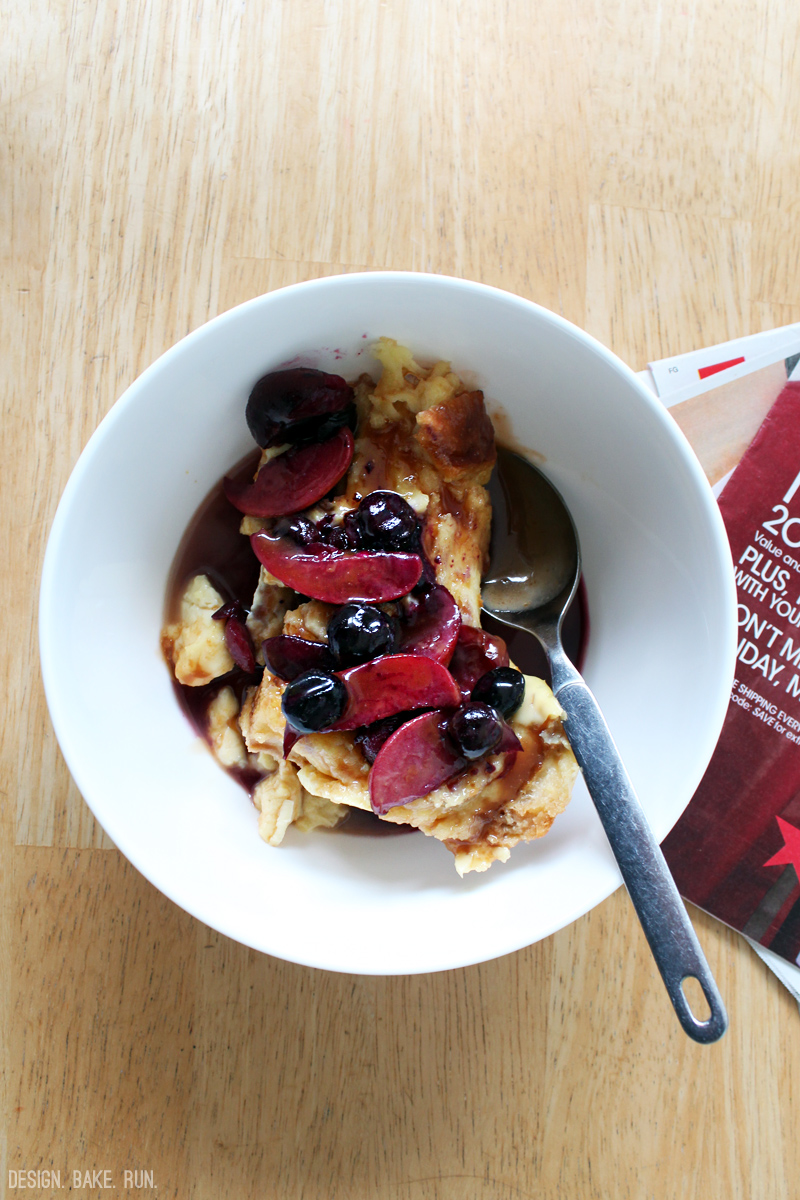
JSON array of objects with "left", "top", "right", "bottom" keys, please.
[{"left": 482, "top": 446, "right": 728, "bottom": 1043}]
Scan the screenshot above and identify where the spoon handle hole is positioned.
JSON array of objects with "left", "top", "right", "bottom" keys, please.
[{"left": 680, "top": 974, "right": 713, "bottom": 1024}]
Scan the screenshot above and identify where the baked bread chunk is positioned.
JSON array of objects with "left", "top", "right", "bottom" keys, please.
[{"left": 164, "top": 339, "right": 578, "bottom": 873}]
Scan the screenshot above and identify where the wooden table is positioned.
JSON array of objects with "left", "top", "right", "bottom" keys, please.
[{"left": 4, "top": 2, "right": 799, "bottom": 1196}]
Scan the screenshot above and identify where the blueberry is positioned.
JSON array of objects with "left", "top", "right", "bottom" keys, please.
[
  {"left": 327, "top": 603, "right": 398, "bottom": 667},
  {"left": 447, "top": 702, "right": 503, "bottom": 760},
  {"left": 281, "top": 669, "right": 348, "bottom": 733},
  {"left": 355, "top": 491, "right": 420, "bottom": 552},
  {"left": 342, "top": 509, "right": 361, "bottom": 544},
  {"left": 273, "top": 514, "right": 319, "bottom": 547},
  {"left": 316, "top": 516, "right": 357, "bottom": 550},
  {"left": 471, "top": 667, "right": 525, "bottom": 718}
]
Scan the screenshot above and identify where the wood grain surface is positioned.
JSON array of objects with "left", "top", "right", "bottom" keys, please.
[{"left": 3, "top": 1, "right": 800, "bottom": 1196}]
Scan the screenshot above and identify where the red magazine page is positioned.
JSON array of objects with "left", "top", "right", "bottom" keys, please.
[{"left": 662, "top": 380, "right": 800, "bottom": 967}]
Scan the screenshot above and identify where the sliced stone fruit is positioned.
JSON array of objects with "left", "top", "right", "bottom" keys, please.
[
  {"left": 246, "top": 367, "right": 355, "bottom": 448},
  {"left": 448, "top": 625, "right": 510, "bottom": 698},
  {"left": 224, "top": 428, "right": 354, "bottom": 517},
  {"left": 250, "top": 532, "right": 422, "bottom": 604},
  {"left": 263, "top": 634, "right": 335, "bottom": 682},
  {"left": 212, "top": 599, "right": 257, "bottom": 673},
  {"left": 334, "top": 653, "right": 462, "bottom": 730},
  {"left": 400, "top": 584, "right": 461, "bottom": 664},
  {"left": 369, "top": 710, "right": 466, "bottom": 814},
  {"left": 495, "top": 719, "right": 523, "bottom": 755},
  {"left": 353, "top": 712, "right": 411, "bottom": 765}
]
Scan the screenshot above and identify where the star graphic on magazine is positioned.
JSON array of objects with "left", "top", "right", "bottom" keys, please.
[{"left": 763, "top": 817, "right": 800, "bottom": 876}]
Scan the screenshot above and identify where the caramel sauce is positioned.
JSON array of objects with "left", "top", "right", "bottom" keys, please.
[
  {"left": 440, "top": 730, "right": 549, "bottom": 850},
  {"left": 346, "top": 418, "right": 418, "bottom": 501}
]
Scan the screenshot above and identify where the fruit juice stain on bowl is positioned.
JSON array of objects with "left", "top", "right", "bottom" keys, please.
[
  {"left": 165, "top": 449, "right": 262, "bottom": 619},
  {"left": 164, "top": 449, "right": 264, "bottom": 794}
]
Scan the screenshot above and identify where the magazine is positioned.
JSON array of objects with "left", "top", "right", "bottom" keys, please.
[{"left": 637, "top": 324, "right": 800, "bottom": 1004}]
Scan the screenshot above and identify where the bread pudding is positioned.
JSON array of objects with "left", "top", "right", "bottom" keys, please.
[{"left": 162, "top": 339, "right": 578, "bottom": 874}]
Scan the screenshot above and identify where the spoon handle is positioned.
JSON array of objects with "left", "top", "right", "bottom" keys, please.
[{"left": 549, "top": 650, "right": 728, "bottom": 1043}]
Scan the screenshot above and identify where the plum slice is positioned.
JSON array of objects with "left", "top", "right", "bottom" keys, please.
[
  {"left": 334, "top": 653, "right": 462, "bottom": 730},
  {"left": 263, "top": 634, "right": 335, "bottom": 681},
  {"left": 448, "top": 625, "right": 510, "bottom": 699},
  {"left": 251, "top": 532, "right": 422, "bottom": 604},
  {"left": 223, "top": 428, "right": 354, "bottom": 517},
  {"left": 369, "top": 710, "right": 466, "bottom": 814},
  {"left": 400, "top": 584, "right": 461, "bottom": 664}
]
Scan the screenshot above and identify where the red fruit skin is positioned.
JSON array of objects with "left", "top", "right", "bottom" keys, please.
[
  {"left": 369, "top": 710, "right": 467, "bottom": 814},
  {"left": 263, "top": 635, "right": 335, "bottom": 681},
  {"left": 334, "top": 654, "right": 462, "bottom": 730},
  {"left": 247, "top": 367, "right": 354, "bottom": 447},
  {"left": 223, "top": 428, "right": 354, "bottom": 517},
  {"left": 224, "top": 615, "right": 257, "bottom": 673},
  {"left": 400, "top": 584, "right": 461, "bottom": 664},
  {"left": 448, "top": 625, "right": 510, "bottom": 699},
  {"left": 353, "top": 713, "right": 411, "bottom": 764},
  {"left": 283, "top": 725, "right": 300, "bottom": 759},
  {"left": 250, "top": 532, "right": 422, "bottom": 604},
  {"left": 495, "top": 719, "right": 523, "bottom": 755}
]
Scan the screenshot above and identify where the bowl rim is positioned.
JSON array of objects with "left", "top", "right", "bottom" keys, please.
[{"left": 39, "top": 270, "right": 738, "bottom": 973}]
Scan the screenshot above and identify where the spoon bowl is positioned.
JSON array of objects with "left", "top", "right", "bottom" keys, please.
[
  {"left": 483, "top": 447, "right": 579, "bottom": 620},
  {"left": 483, "top": 447, "right": 728, "bottom": 1044}
]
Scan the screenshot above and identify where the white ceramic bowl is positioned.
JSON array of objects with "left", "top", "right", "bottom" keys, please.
[{"left": 39, "top": 272, "right": 737, "bottom": 974}]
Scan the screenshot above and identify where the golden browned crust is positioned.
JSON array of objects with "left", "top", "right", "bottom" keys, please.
[{"left": 415, "top": 390, "right": 497, "bottom": 485}]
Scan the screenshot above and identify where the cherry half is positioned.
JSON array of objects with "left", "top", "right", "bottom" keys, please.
[
  {"left": 369, "top": 710, "right": 467, "bottom": 814},
  {"left": 448, "top": 625, "right": 510, "bottom": 699},
  {"left": 353, "top": 713, "right": 411, "bottom": 765},
  {"left": 251, "top": 531, "right": 422, "bottom": 604},
  {"left": 246, "top": 367, "right": 355, "bottom": 448},
  {"left": 334, "top": 653, "right": 462, "bottom": 730},
  {"left": 224, "top": 428, "right": 354, "bottom": 517},
  {"left": 212, "top": 599, "right": 257, "bottom": 673},
  {"left": 263, "top": 634, "right": 335, "bottom": 681},
  {"left": 400, "top": 584, "right": 461, "bottom": 664}
]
